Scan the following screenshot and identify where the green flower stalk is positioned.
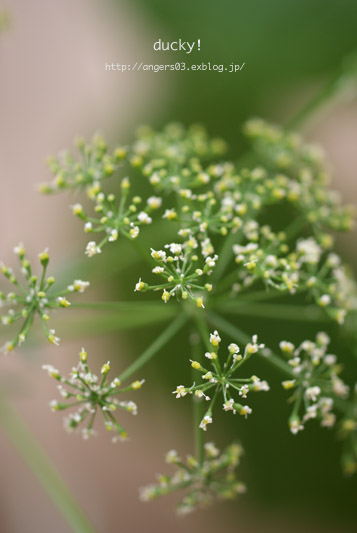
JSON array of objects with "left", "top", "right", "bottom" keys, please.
[
  {"left": 139, "top": 442, "right": 245, "bottom": 515},
  {"left": 0, "top": 244, "right": 89, "bottom": 353},
  {"left": 173, "top": 330, "right": 269, "bottom": 430},
  {"left": 43, "top": 348, "right": 144, "bottom": 441}
]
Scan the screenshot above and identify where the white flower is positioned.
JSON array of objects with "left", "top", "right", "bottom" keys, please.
[
  {"left": 265, "top": 254, "right": 278, "bottom": 268},
  {"left": 246, "top": 334, "right": 265, "bottom": 354},
  {"left": 318, "top": 294, "right": 331, "bottom": 307},
  {"left": 204, "top": 442, "right": 219, "bottom": 458},
  {"left": 152, "top": 266, "right": 164, "bottom": 274},
  {"left": 108, "top": 229, "right": 118, "bottom": 242},
  {"left": 332, "top": 377, "right": 349, "bottom": 399},
  {"left": 303, "top": 404, "right": 318, "bottom": 422},
  {"left": 305, "top": 386, "right": 321, "bottom": 402},
  {"left": 205, "top": 255, "right": 218, "bottom": 268},
  {"left": 194, "top": 390, "right": 210, "bottom": 401},
  {"left": 253, "top": 379, "right": 270, "bottom": 392},
  {"left": 84, "top": 222, "right": 92, "bottom": 232},
  {"left": 199, "top": 415, "right": 212, "bottom": 431},
  {"left": 321, "top": 412, "right": 336, "bottom": 428},
  {"left": 165, "top": 243, "right": 182, "bottom": 255},
  {"left": 173, "top": 385, "right": 187, "bottom": 398},
  {"left": 324, "top": 354, "right": 337, "bottom": 366},
  {"left": 151, "top": 249, "right": 167, "bottom": 262},
  {"left": 49, "top": 400, "right": 59, "bottom": 412},
  {"left": 71, "top": 203, "right": 83, "bottom": 215},
  {"left": 138, "top": 211, "right": 152, "bottom": 224},
  {"left": 42, "top": 364, "right": 60, "bottom": 378},
  {"left": 289, "top": 418, "right": 304, "bottom": 434},
  {"left": 129, "top": 224, "right": 139, "bottom": 239},
  {"left": 13, "top": 243, "right": 25, "bottom": 255},
  {"left": 57, "top": 296, "right": 71, "bottom": 308},
  {"left": 239, "top": 385, "right": 249, "bottom": 398},
  {"left": 70, "top": 280, "right": 90, "bottom": 293},
  {"left": 165, "top": 450, "right": 179, "bottom": 464},
  {"left": 120, "top": 400, "right": 137, "bottom": 415},
  {"left": 240, "top": 405, "right": 252, "bottom": 418},
  {"left": 48, "top": 329, "right": 60, "bottom": 346},
  {"left": 162, "top": 208, "right": 177, "bottom": 220},
  {"left": 279, "top": 341, "right": 295, "bottom": 354},
  {"left": 85, "top": 241, "right": 101, "bottom": 257},
  {"left": 204, "top": 351, "right": 217, "bottom": 360},
  {"left": 223, "top": 399, "right": 235, "bottom": 412},
  {"left": 135, "top": 278, "right": 144, "bottom": 292},
  {"left": 147, "top": 196, "right": 162, "bottom": 209},
  {"left": 228, "top": 343, "right": 239, "bottom": 354},
  {"left": 296, "top": 237, "right": 322, "bottom": 264},
  {"left": 209, "top": 330, "right": 221, "bottom": 346}
]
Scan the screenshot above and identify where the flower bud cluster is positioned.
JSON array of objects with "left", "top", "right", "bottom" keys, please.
[
  {"left": 71, "top": 177, "right": 159, "bottom": 256},
  {"left": 0, "top": 244, "right": 89, "bottom": 352},
  {"left": 139, "top": 442, "right": 245, "bottom": 515},
  {"left": 279, "top": 332, "right": 348, "bottom": 434},
  {"left": 232, "top": 228, "right": 357, "bottom": 324},
  {"left": 244, "top": 118, "right": 354, "bottom": 233},
  {"left": 39, "top": 134, "right": 127, "bottom": 194},
  {"left": 129, "top": 123, "right": 227, "bottom": 192},
  {"left": 43, "top": 348, "right": 144, "bottom": 441},
  {"left": 135, "top": 242, "right": 217, "bottom": 308}
]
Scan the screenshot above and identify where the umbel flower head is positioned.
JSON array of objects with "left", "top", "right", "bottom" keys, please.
[
  {"left": 279, "top": 332, "right": 349, "bottom": 435},
  {"left": 43, "top": 348, "right": 144, "bottom": 441},
  {"left": 39, "top": 134, "right": 127, "bottom": 194},
  {"left": 173, "top": 330, "right": 269, "bottom": 430},
  {"left": 139, "top": 442, "right": 245, "bottom": 515},
  {"left": 72, "top": 177, "right": 159, "bottom": 257},
  {"left": 134, "top": 242, "right": 218, "bottom": 309},
  {"left": 0, "top": 244, "right": 89, "bottom": 353}
]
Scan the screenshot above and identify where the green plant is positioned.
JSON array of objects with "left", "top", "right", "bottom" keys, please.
[{"left": 1, "top": 67, "right": 357, "bottom": 527}]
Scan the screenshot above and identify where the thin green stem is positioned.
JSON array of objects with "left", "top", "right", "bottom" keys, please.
[
  {"left": 71, "top": 300, "right": 180, "bottom": 313},
  {"left": 119, "top": 312, "right": 188, "bottom": 381},
  {"left": 217, "top": 301, "right": 329, "bottom": 323},
  {"left": 190, "top": 333, "right": 205, "bottom": 466},
  {"left": 285, "top": 50, "right": 357, "bottom": 130},
  {"left": 0, "top": 397, "right": 96, "bottom": 533},
  {"left": 211, "top": 230, "right": 242, "bottom": 283}
]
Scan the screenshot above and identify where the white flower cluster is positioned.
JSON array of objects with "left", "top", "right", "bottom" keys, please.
[
  {"left": 232, "top": 228, "right": 356, "bottom": 324},
  {"left": 43, "top": 348, "right": 144, "bottom": 442},
  {"left": 173, "top": 330, "right": 268, "bottom": 430},
  {"left": 279, "top": 332, "right": 349, "bottom": 434},
  {"left": 134, "top": 242, "right": 217, "bottom": 308},
  {"left": 71, "top": 177, "right": 159, "bottom": 257},
  {"left": 0, "top": 244, "right": 89, "bottom": 352},
  {"left": 139, "top": 442, "right": 245, "bottom": 515}
]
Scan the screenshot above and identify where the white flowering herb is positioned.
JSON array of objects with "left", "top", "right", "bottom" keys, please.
[
  {"left": 2, "top": 106, "right": 357, "bottom": 523},
  {"left": 43, "top": 348, "right": 144, "bottom": 441},
  {"left": 173, "top": 330, "right": 268, "bottom": 428},
  {"left": 0, "top": 245, "right": 89, "bottom": 352},
  {"left": 280, "top": 332, "right": 349, "bottom": 434},
  {"left": 140, "top": 442, "right": 245, "bottom": 515}
]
